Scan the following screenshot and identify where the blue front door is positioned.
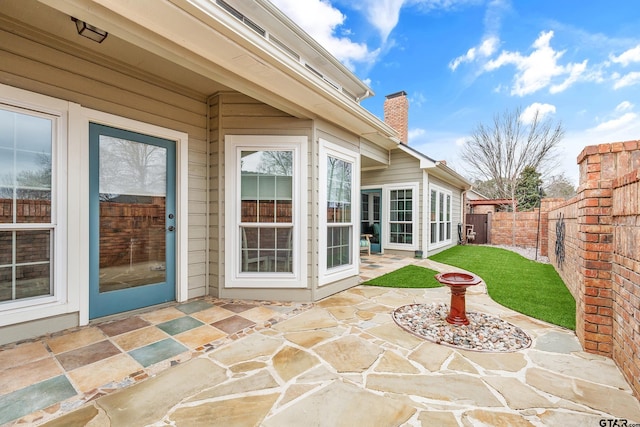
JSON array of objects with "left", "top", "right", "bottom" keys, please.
[{"left": 89, "top": 123, "right": 176, "bottom": 319}]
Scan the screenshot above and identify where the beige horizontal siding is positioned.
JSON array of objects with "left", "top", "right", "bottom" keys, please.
[{"left": 0, "top": 25, "right": 210, "bottom": 301}]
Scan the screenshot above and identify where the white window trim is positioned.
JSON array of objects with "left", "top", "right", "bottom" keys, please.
[
  {"left": 319, "top": 139, "right": 360, "bottom": 286},
  {"left": 428, "top": 183, "right": 453, "bottom": 250},
  {"left": 382, "top": 182, "right": 420, "bottom": 251},
  {"left": 0, "top": 85, "right": 69, "bottom": 326},
  {"left": 224, "top": 135, "right": 307, "bottom": 288}
]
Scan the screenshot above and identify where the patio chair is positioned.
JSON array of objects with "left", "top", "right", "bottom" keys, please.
[
  {"left": 466, "top": 225, "right": 476, "bottom": 242},
  {"left": 360, "top": 234, "right": 371, "bottom": 256}
]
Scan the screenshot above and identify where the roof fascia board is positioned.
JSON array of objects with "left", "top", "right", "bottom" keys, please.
[
  {"left": 395, "top": 143, "right": 471, "bottom": 189},
  {"left": 39, "top": 0, "right": 397, "bottom": 147},
  {"left": 251, "top": 0, "right": 373, "bottom": 100}
]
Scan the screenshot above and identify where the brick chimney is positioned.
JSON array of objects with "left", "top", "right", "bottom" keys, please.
[{"left": 384, "top": 91, "right": 409, "bottom": 144}]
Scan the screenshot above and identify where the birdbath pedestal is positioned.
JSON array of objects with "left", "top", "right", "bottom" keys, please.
[{"left": 435, "top": 272, "right": 482, "bottom": 326}]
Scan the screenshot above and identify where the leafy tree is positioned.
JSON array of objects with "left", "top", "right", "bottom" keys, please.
[
  {"left": 544, "top": 173, "right": 576, "bottom": 199},
  {"left": 515, "top": 166, "right": 543, "bottom": 211}
]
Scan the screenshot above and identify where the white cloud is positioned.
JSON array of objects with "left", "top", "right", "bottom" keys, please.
[
  {"left": 270, "top": 0, "right": 377, "bottom": 70},
  {"left": 520, "top": 103, "right": 556, "bottom": 124},
  {"left": 549, "top": 60, "right": 588, "bottom": 93},
  {"left": 359, "top": 0, "right": 405, "bottom": 42},
  {"left": 610, "top": 44, "right": 640, "bottom": 67},
  {"left": 409, "top": 92, "right": 427, "bottom": 108},
  {"left": 484, "top": 31, "right": 587, "bottom": 96},
  {"left": 590, "top": 112, "right": 638, "bottom": 132},
  {"left": 615, "top": 101, "right": 634, "bottom": 112},
  {"left": 408, "top": 128, "right": 426, "bottom": 142},
  {"left": 613, "top": 71, "right": 640, "bottom": 89},
  {"left": 450, "top": 36, "right": 499, "bottom": 70}
]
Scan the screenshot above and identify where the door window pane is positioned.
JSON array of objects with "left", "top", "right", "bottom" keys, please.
[{"left": 98, "top": 136, "right": 167, "bottom": 292}]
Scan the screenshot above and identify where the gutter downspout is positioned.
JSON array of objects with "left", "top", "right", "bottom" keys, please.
[
  {"left": 460, "top": 189, "right": 468, "bottom": 244},
  {"left": 205, "top": 93, "right": 215, "bottom": 297}
]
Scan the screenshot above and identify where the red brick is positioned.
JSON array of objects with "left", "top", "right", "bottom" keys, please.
[
  {"left": 584, "top": 340, "right": 599, "bottom": 351},
  {"left": 598, "top": 324, "right": 613, "bottom": 335},
  {"left": 583, "top": 189, "right": 612, "bottom": 198},
  {"left": 584, "top": 261, "right": 612, "bottom": 271},
  {"left": 611, "top": 142, "right": 624, "bottom": 152},
  {"left": 623, "top": 140, "right": 639, "bottom": 150},
  {"left": 599, "top": 307, "right": 613, "bottom": 316},
  {"left": 585, "top": 296, "right": 612, "bottom": 307},
  {"left": 585, "top": 242, "right": 613, "bottom": 252},
  {"left": 585, "top": 314, "right": 613, "bottom": 325},
  {"left": 597, "top": 342, "right": 613, "bottom": 354},
  {"left": 587, "top": 163, "right": 601, "bottom": 173},
  {"left": 598, "top": 144, "right": 612, "bottom": 154},
  {"left": 584, "top": 331, "right": 613, "bottom": 343}
]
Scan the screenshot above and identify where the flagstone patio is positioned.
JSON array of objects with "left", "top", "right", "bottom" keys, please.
[{"left": 2, "top": 254, "right": 639, "bottom": 426}]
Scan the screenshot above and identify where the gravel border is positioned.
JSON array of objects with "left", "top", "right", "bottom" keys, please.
[
  {"left": 392, "top": 303, "right": 532, "bottom": 352},
  {"left": 483, "top": 244, "right": 550, "bottom": 264}
]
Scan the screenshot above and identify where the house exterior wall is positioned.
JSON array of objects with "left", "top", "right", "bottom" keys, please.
[
  {"left": 0, "top": 23, "right": 206, "bottom": 343},
  {"left": 361, "top": 149, "right": 465, "bottom": 256},
  {"left": 362, "top": 148, "right": 423, "bottom": 254}
]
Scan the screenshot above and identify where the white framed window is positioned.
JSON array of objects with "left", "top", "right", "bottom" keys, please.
[
  {"left": 383, "top": 183, "right": 419, "bottom": 250},
  {"left": 0, "top": 85, "right": 68, "bottom": 323},
  {"left": 225, "top": 135, "right": 307, "bottom": 288},
  {"left": 319, "top": 139, "right": 359, "bottom": 285},
  {"left": 429, "top": 185, "right": 452, "bottom": 248}
]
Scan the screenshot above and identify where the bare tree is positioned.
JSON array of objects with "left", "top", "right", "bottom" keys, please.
[
  {"left": 544, "top": 173, "right": 576, "bottom": 199},
  {"left": 461, "top": 106, "right": 564, "bottom": 243}
]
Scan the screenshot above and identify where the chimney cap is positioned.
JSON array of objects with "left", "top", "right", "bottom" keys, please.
[{"left": 385, "top": 91, "right": 407, "bottom": 99}]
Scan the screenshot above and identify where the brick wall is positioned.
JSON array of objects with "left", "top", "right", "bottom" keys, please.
[
  {"left": 546, "top": 140, "right": 640, "bottom": 398},
  {"left": 611, "top": 162, "right": 640, "bottom": 397}
]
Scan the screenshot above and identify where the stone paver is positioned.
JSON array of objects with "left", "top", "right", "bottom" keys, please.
[{"left": 37, "top": 256, "right": 640, "bottom": 426}]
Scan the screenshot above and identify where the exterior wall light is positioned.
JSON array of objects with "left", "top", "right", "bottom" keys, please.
[{"left": 71, "top": 17, "right": 108, "bottom": 43}]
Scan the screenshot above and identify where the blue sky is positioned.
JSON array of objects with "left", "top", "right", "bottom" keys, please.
[{"left": 271, "top": 0, "right": 640, "bottom": 185}]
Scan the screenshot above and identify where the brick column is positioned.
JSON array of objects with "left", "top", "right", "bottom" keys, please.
[{"left": 575, "top": 145, "right": 615, "bottom": 355}]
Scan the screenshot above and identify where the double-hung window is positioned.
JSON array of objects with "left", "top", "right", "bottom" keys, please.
[
  {"left": 319, "top": 139, "right": 359, "bottom": 285},
  {"left": 0, "top": 102, "right": 63, "bottom": 310},
  {"left": 225, "top": 135, "right": 306, "bottom": 288},
  {"left": 389, "top": 189, "right": 413, "bottom": 244},
  {"left": 384, "top": 183, "right": 419, "bottom": 250},
  {"left": 429, "top": 185, "right": 452, "bottom": 247}
]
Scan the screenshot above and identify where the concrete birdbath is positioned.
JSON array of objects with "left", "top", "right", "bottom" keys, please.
[{"left": 435, "top": 272, "right": 482, "bottom": 326}]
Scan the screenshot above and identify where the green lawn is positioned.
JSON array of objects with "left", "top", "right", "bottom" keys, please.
[
  {"left": 363, "top": 265, "right": 442, "bottom": 288},
  {"left": 430, "top": 245, "right": 576, "bottom": 330}
]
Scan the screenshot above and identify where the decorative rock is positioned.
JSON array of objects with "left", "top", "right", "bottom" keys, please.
[{"left": 392, "top": 303, "right": 532, "bottom": 352}]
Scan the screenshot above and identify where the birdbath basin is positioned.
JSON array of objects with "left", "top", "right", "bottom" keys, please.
[{"left": 435, "top": 272, "right": 482, "bottom": 325}]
